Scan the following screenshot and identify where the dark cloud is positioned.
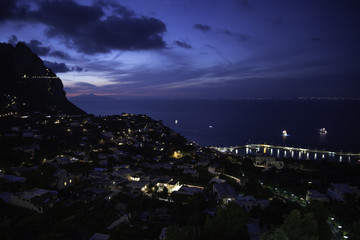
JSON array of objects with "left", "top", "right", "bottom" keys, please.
[
  {"left": 7, "top": 35, "right": 18, "bottom": 46},
  {"left": 44, "top": 60, "right": 70, "bottom": 73},
  {"left": 71, "top": 66, "right": 83, "bottom": 72},
  {"left": 193, "top": 25, "right": 251, "bottom": 42},
  {"left": 0, "top": 0, "right": 28, "bottom": 21},
  {"left": 174, "top": 40, "right": 192, "bottom": 49},
  {"left": 27, "top": 39, "right": 51, "bottom": 56},
  {"left": 50, "top": 50, "right": 71, "bottom": 60},
  {"left": 43, "top": 61, "right": 83, "bottom": 73},
  {"left": 193, "top": 24, "right": 211, "bottom": 32},
  {"left": 0, "top": 0, "right": 14, "bottom": 21},
  {"left": 2, "top": 0, "right": 167, "bottom": 54},
  {"left": 10, "top": 37, "right": 71, "bottom": 60},
  {"left": 98, "top": 0, "right": 135, "bottom": 18}
]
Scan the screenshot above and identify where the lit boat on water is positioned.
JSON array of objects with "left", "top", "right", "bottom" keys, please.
[
  {"left": 282, "top": 130, "right": 288, "bottom": 136},
  {"left": 319, "top": 127, "right": 327, "bottom": 134},
  {"left": 175, "top": 120, "right": 178, "bottom": 124}
]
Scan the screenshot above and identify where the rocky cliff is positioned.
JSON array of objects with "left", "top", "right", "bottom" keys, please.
[{"left": 0, "top": 42, "right": 85, "bottom": 115}]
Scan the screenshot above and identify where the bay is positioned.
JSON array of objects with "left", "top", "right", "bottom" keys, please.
[{"left": 70, "top": 97, "right": 360, "bottom": 153}]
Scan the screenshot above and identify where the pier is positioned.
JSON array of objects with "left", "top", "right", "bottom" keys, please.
[{"left": 212, "top": 144, "right": 360, "bottom": 163}]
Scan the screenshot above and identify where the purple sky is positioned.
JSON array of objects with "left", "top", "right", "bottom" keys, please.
[{"left": 1, "top": 0, "right": 359, "bottom": 98}]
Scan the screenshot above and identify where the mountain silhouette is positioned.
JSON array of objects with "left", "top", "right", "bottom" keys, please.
[{"left": 0, "top": 42, "right": 85, "bottom": 115}]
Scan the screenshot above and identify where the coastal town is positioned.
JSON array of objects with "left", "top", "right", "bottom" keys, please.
[
  {"left": 1, "top": 42, "right": 359, "bottom": 240},
  {"left": 1, "top": 110, "right": 359, "bottom": 240}
]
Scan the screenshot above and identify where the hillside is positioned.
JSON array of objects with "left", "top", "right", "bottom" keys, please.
[{"left": 0, "top": 42, "right": 85, "bottom": 115}]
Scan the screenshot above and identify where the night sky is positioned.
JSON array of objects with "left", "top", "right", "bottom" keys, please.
[{"left": 1, "top": 0, "right": 359, "bottom": 98}]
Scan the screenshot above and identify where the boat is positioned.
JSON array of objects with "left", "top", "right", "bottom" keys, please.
[
  {"left": 282, "top": 130, "right": 288, "bottom": 136},
  {"left": 175, "top": 120, "right": 178, "bottom": 124},
  {"left": 319, "top": 127, "right": 327, "bottom": 134},
  {"left": 209, "top": 125, "right": 213, "bottom": 129}
]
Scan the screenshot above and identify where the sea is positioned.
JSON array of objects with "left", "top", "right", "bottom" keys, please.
[{"left": 70, "top": 97, "right": 360, "bottom": 153}]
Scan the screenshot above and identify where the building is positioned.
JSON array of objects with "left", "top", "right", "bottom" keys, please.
[
  {"left": 175, "top": 185, "right": 204, "bottom": 196},
  {"left": 126, "top": 181, "right": 149, "bottom": 193},
  {"left": 183, "top": 168, "right": 199, "bottom": 177},
  {"left": 253, "top": 155, "right": 284, "bottom": 169},
  {"left": 8, "top": 188, "right": 58, "bottom": 213},
  {"left": 106, "top": 214, "right": 130, "bottom": 231},
  {"left": 88, "top": 233, "right": 110, "bottom": 240},
  {"left": 0, "top": 174, "right": 26, "bottom": 183},
  {"left": 154, "top": 177, "right": 181, "bottom": 193},
  {"left": 213, "top": 183, "right": 238, "bottom": 204},
  {"left": 54, "top": 169, "right": 75, "bottom": 189},
  {"left": 237, "top": 195, "right": 270, "bottom": 211}
]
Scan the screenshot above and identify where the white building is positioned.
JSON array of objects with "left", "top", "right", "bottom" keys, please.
[{"left": 8, "top": 188, "right": 58, "bottom": 213}]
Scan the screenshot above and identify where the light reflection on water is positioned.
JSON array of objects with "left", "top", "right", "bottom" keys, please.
[{"left": 71, "top": 98, "right": 360, "bottom": 152}]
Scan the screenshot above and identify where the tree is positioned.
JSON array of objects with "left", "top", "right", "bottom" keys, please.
[
  {"left": 242, "top": 177, "right": 273, "bottom": 199},
  {"left": 166, "top": 202, "right": 249, "bottom": 240},
  {"left": 241, "top": 158, "right": 256, "bottom": 177},
  {"left": 25, "top": 163, "right": 56, "bottom": 188},
  {"left": 305, "top": 201, "right": 331, "bottom": 240},
  {"left": 166, "top": 224, "right": 200, "bottom": 240},
  {"left": 259, "top": 199, "right": 299, "bottom": 227},
  {"left": 261, "top": 227, "right": 289, "bottom": 240},
  {"left": 203, "top": 202, "right": 249, "bottom": 240},
  {"left": 350, "top": 219, "right": 360, "bottom": 240},
  {"left": 261, "top": 209, "right": 319, "bottom": 240}
]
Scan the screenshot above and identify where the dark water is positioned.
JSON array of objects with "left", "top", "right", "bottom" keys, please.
[{"left": 71, "top": 98, "right": 360, "bottom": 152}]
